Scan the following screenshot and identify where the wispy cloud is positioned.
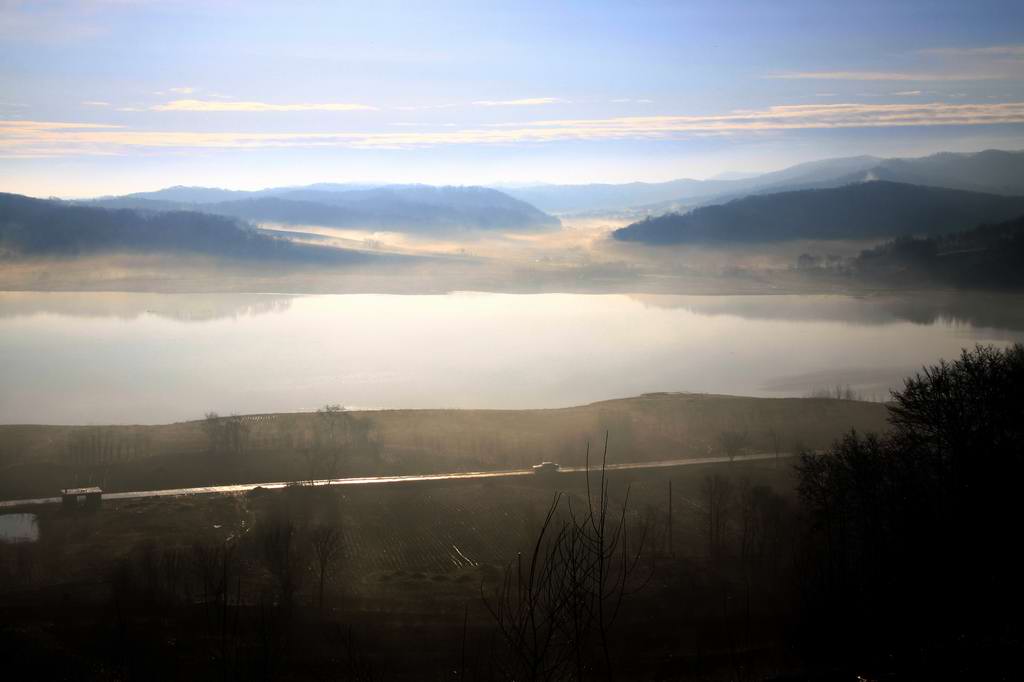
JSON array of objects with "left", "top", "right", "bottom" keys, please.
[
  {"left": 81, "top": 100, "right": 110, "bottom": 107},
  {"left": 472, "top": 97, "right": 567, "bottom": 107},
  {"left": 918, "top": 44, "right": 1024, "bottom": 58},
  {"left": 167, "top": 86, "right": 196, "bottom": 95},
  {"left": 0, "top": 120, "right": 121, "bottom": 132},
  {"left": 771, "top": 44, "right": 1024, "bottom": 84},
  {"left": 3, "top": 102, "right": 1023, "bottom": 157},
  {"left": 392, "top": 102, "right": 460, "bottom": 112},
  {"left": 149, "top": 99, "right": 378, "bottom": 112},
  {"left": 767, "top": 70, "right": 1007, "bottom": 82},
  {"left": 485, "top": 102, "right": 1024, "bottom": 135}
]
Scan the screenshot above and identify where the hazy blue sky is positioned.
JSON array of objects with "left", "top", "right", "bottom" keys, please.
[{"left": 1, "top": 0, "right": 1023, "bottom": 196}]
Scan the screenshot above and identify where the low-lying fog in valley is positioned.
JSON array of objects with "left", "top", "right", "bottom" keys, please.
[{"left": 0, "top": 212, "right": 887, "bottom": 295}]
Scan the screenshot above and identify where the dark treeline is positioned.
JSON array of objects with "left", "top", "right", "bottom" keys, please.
[
  {"left": 794, "top": 343, "right": 1024, "bottom": 677},
  {"left": 613, "top": 181, "right": 1024, "bottom": 244},
  {"left": 848, "top": 214, "right": 1024, "bottom": 289},
  {"left": 0, "top": 192, "right": 391, "bottom": 264}
]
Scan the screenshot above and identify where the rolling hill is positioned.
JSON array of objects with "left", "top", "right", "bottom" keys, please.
[
  {"left": 0, "top": 193, "right": 403, "bottom": 265},
  {"left": 87, "top": 184, "right": 560, "bottom": 233},
  {"left": 612, "top": 181, "right": 1024, "bottom": 244}
]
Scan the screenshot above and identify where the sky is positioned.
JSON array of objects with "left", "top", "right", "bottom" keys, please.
[{"left": 1, "top": 0, "right": 1023, "bottom": 197}]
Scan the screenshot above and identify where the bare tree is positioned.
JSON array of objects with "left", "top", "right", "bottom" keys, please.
[
  {"left": 64, "top": 426, "right": 137, "bottom": 488},
  {"left": 225, "top": 415, "right": 250, "bottom": 457},
  {"left": 203, "top": 412, "right": 223, "bottom": 455},
  {"left": 701, "top": 473, "right": 734, "bottom": 564},
  {"left": 302, "top": 404, "right": 346, "bottom": 483},
  {"left": 202, "top": 412, "right": 250, "bottom": 457},
  {"left": 737, "top": 480, "right": 787, "bottom": 648},
  {"left": 260, "top": 519, "right": 304, "bottom": 608},
  {"left": 718, "top": 430, "right": 749, "bottom": 463},
  {"left": 309, "top": 523, "right": 343, "bottom": 611},
  {"left": 766, "top": 426, "right": 782, "bottom": 467},
  {"left": 483, "top": 435, "right": 649, "bottom": 681}
]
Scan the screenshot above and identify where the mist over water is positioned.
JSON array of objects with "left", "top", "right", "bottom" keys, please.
[{"left": 2, "top": 290, "right": 1021, "bottom": 425}]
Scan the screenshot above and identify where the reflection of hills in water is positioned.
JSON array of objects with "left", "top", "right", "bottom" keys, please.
[
  {"left": 629, "top": 291, "right": 1024, "bottom": 333},
  {"left": 628, "top": 291, "right": 1024, "bottom": 400},
  {"left": 0, "top": 292, "right": 295, "bottom": 322}
]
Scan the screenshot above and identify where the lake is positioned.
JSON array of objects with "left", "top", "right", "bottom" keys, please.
[{"left": 1, "top": 290, "right": 1022, "bottom": 424}]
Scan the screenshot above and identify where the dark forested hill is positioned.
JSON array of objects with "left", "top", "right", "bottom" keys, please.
[
  {"left": 0, "top": 193, "right": 390, "bottom": 264},
  {"left": 612, "top": 181, "right": 1024, "bottom": 244},
  {"left": 87, "top": 184, "right": 560, "bottom": 233},
  {"left": 851, "top": 214, "right": 1024, "bottom": 290}
]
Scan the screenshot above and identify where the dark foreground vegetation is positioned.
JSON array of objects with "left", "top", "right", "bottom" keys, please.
[{"left": 1, "top": 345, "right": 1021, "bottom": 680}]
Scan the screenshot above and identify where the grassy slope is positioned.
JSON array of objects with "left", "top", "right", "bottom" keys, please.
[{"left": 0, "top": 392, "right": 889, "bottom": 500}]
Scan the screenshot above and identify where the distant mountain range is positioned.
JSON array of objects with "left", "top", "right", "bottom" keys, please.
[
  {"left": 504, "top": 179, "right": 737, "bottom": 214},
  {"left": 7, "top": 148, "right": 1024, "bottom": 260},
  {"left": 85, "top": 184, "right": 560, "bottom": 234},
  {"left": 612, "top": 182, "right": 1024, "bottom": 244},
  {"left": 0, "top": 193, "right": 407, "bottom": 265},
  {"left": 506, "top": 149, "right": 1024, "bottom": 214}
]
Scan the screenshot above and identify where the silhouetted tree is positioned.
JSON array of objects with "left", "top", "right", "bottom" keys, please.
[
  {"left": 309, "top": 523, "right": 343, "bottom": 611},
  {"left": 701, "top": 474, "right": 734, "bottom": 564},
  {"left": 795, "top": 344, "right": 1024, "bottom": 676},
  {"left": 202, "top": 412, "right": 249, "bottom": 457},
  {"left": 260, "top": 519, "right": 304, "bottom": 608},
  {"left": 718, "top": 430, "right": 749, "bottom": 463},
  {"left": 483, "top": 436, "right": 649, "bottom": 681}
]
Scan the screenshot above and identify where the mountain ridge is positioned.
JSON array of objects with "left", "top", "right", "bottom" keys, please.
[
  {"left": 612, "top": 181, "right": 1024, "bottom": 244},
  {"left": 0, "top": 192, "right": 413, "bottom": 265},
  {"left": 507, "top": 149, "right": 1024, "bottom": 214},
  {"left": 86, "top": 184, "right": 560, "bottom": 234}
]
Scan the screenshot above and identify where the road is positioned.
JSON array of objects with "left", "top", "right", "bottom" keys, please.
[{"left": 0, "top": 452, "right": 795, "bottom": 509}]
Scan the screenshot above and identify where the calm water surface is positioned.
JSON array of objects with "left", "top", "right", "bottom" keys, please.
[{"left": 1, "top": 291, "right": 1022, "bottom": 424}]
